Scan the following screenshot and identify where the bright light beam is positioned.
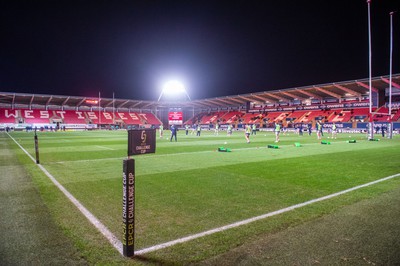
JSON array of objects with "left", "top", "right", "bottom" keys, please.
[{"left": 158, "top": 80, "right": 191, "bottom": 101}]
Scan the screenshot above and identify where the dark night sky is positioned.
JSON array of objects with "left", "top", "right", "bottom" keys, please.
[{"left": 1, "top": 0, "right": 399, "bottom": 100}]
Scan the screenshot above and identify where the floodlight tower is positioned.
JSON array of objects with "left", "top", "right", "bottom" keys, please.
[{"left": 156, "top": 80, "right": 192, "bottom": 129}]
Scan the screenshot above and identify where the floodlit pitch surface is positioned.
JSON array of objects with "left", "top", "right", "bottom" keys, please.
[{"left": 7, "top": 130, "right": 400, "bottom": 263}]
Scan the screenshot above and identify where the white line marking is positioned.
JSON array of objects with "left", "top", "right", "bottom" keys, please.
[
  {"left": 6, "top": 133, "right": 123, "bottom": 255},
  {"left": 53, "top": 157, "right": 125, "bottom": 164},
  {"left": 135, "top": 172, "right": 400, "bottom": 255}
]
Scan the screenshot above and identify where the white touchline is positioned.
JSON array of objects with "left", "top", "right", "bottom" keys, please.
[
  {"left": 134, "top": 172, "right": 400, "bottom": 255},
  {"left": 7, "top": 133, "right": 123, "bottom": 255},
  {"left": 8, "top": 133, "right": 400, "bottom": 257}
]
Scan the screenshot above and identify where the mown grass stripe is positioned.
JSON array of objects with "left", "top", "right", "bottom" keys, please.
[
  {"left": 95, "top": 145, "right": 116, "bottom": 150},
  {"left": 135, "top": 172, "right": 400, "bottom": 255},
  {"left": 51, "top": 140, "right": 349, "bottom": 164}
]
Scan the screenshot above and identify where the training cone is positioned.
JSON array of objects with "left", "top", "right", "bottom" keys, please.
[{"left": 294, "top": 142, "right": 301, "bottom": 147}]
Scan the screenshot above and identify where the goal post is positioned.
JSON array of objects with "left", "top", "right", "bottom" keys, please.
[{"left": 370, "top": 112, "right": 393, "bottom": 139}]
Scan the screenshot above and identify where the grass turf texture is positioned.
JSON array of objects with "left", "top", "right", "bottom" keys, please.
[
  {"left": 5, "top": 130, "right": 400, "bottom": 264},
  {"left": 0, "top": 134, "right": 85, "bottom": 265},
  {"left": 200, "top": 181, "right": 400, "bottom": 265}
]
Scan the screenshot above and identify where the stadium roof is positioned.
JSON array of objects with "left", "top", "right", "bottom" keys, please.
[{"left": 1, "top": 74, "right": 399, "bottom": 110}]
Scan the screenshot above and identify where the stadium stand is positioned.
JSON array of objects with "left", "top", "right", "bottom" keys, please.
[
  {"left": 2, "top": 105, "right": 396, "bottom": 132},
  {"left": 264, "top": 112, "right": 285, "bottom": 123},
  {"left": 58, "top": 110, "right": 88, "bottom": 124},
  {"left": 86, "top": 111, "right": 113, "bottom": 124},
  {"left": 297, "top": 110, "right": 328, "bottom": 123},
  {"left": 350, "top": 108, "right": 370, "bottom": 122},
  {"left": 241, "top": 113, "right": 262, "bottom": 124},
  {"left": 372, "top": 106, "right": 391, "bottom": 122},
  {"left": 136, "top": 112, "right": 162, "bottom": 125},
  {"left": 0, "top": 108, "right": 19, "bottom": 123},
  {"left": 85, "top": 111, "right": 162, "bottom": 125},
  {"left": 0, "top": 108, "right": 161, "bottom": 128},
  {"left": 219, "top": 111, "right": 242, "bottom": 124},
  {"left": 198, "top": 113, "right": 216, "bottom": 124},
  {"left": 184, "top": 112, "right": 205, "bottom": 125},
  {"left": 329, "top": 110, "right": 352, "bottom": 123},
  {"left": 1, "top": 74, "right": 399, "bottom": 132},
  {"left": 392, "top": 109, "right": 400, "bottom": 122},
  {"left": 19, "top": 109, "right": 51, "bottom": 124},
  {"left": 350, "top": 107, "right": 370, "bottom": 115},
  {"left": 286, "top": 110, "right": 307, "bottom": 122},
  {"left": 182, "top": 105, "right": 399, "bottom": 129}
]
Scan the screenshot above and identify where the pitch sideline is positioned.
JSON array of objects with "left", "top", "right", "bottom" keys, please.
[{"left": 6, "top": 132, "right": 124, "bottom": 255}]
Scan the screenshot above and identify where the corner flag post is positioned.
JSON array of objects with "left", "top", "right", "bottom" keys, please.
[
  {"left": 34, "top": 129, "right": 40, "bottom": 164},
  {"left": 123, "top": 129, "right": 156, "bottom": 257},
  {"left": 122, "top": 158, "right": 135, "bottom": 257}
]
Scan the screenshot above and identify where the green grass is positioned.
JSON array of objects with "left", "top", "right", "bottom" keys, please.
[
  {"left": 199, "top": 181, "right": 400, "bottom": 265},
  {"left": 6, "top": 129, "right": 400, "bottom": 264},
  {"left": 0, "top": 133, "right": 86, "bottom": 265}
]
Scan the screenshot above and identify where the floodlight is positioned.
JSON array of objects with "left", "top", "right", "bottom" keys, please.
[
  {"left": 163, "top": 80, "right": 185, "bottom": 94},
  {"left": 158, "top": 80, "right": 191, "bottom": 101}
]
